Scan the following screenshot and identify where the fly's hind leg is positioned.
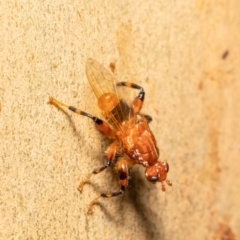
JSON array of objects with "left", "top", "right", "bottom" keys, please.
[
  {"left": 87, "top": 157, "right": 129, "bottom": 214},
  {"left": 49, "top": 97, "right": 118, "bottom": 190},
  {"left": 116, "top": 82, "right": 145, "bottom": 114},
  {"left": 49, "top": 97, "right": 116, "bottom": 138}
]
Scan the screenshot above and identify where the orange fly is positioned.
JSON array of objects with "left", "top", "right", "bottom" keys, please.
[{"left": 49, "top": 58, "right": 172, "bottom": 213}]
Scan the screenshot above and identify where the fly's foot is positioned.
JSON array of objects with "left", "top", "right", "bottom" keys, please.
[
  {"left": 161, "top": 179, "right": 172, "bottom": 191},
  {"left": 166, "top": 179, "right": 172, "bottom": 186},
  {"left": 78, "top": 173, "right": 93, "bottom": 192},
  {"left": 87, "top": 195, "right": 101, "bottom": 214}
]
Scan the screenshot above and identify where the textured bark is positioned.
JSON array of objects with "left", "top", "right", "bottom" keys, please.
[{"left": 1, "top": 1, "right": 240, "bottom": 239}]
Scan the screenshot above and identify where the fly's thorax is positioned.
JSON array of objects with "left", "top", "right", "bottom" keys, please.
[
  {"left": 117, "top": 120, "right": 160, "bottom": 167},
  {"left": 98, "top": 93, "right": 133, "bottom": 126}
]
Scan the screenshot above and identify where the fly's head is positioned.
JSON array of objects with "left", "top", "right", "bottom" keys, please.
[{"left": 145, "top": 161, "right": 172, "bottom": 191}]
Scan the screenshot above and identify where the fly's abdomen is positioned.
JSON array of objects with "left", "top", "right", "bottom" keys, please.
[{"left": 98, "top": 93, "right": 133, "bottom": 128}]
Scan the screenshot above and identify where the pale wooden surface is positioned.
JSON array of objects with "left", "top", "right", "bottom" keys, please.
[{"left": 1, "top": 1, "right": 240, "bottom": 240}]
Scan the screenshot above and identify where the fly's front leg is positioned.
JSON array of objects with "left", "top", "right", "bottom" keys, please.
[
  {"left": 116, "top": 82, "right": 145, "bottom": 114},
  {"left": 87, "top": 158, "right": 129, "bottom": 214},
  {"left": 49, "top": 97, "right": 116, "bottom": 138},
  {"left": 78, "top": 141, "right": 117, "bottom": 191}
]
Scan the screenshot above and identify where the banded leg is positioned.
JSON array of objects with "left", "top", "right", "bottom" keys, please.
[
  {"left": 49, "top": 97, "right": 116, "bottom": 138},
  {"left": 87, "top": 158, "right": 129, "bottom": 214},
  {"left": 78, "top": 141, "right": 117, "bottom": 191},
  {"left": 116, "top": 82, "right": 145, "bottom": 114}
]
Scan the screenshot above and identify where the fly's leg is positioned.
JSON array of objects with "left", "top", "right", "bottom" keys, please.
[
  {"left": 87, "top": 158, "right": 129, "bottom": 214},
  {"left": 49, "top": 97, "right": 118, "bottom": 191},
  {"left": 49, "top": 97, "right": 116, "bottom": 138},
  {"left": 116, "top": 83, "right": 153, "bottom": 122},
  {"left": 138, "top": 114, "right": 152, "bottom": 123},
  {"left": 116, "top": 82, "right": 145, "bottom": 114},
  {"left": 78, "top": 141, "right": 117, "bottom": 191}
]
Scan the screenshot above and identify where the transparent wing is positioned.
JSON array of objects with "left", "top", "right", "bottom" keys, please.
[
  {"left": 85, "top": 58, "right": 134, "bottom": 130},
  {"left": 85, "top": 58, "right": 117, "bottom": 99}
]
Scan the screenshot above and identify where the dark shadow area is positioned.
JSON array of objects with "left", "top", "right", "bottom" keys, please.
[
  {"left": 123, "top": 168, "right": 166, "bottom": 239},
  {"left": 81, "top": 159, "right": 166, "bottom": 239}
]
